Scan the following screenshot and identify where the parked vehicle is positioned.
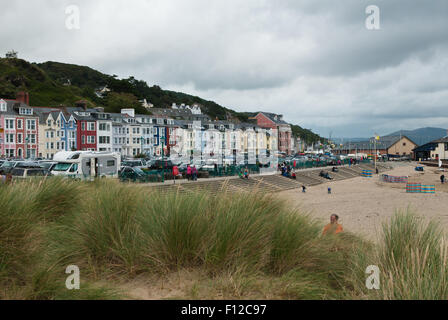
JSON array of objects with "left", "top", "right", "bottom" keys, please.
[
  {"left": 38, "top": 161, "right": 58, "bottom": 172},
  {"left": 11, "top": 167, "right": 50, "bottom": 179},
  {"left": 119, "top": 166, "right": 149, "bottom": 182},
  {"left": 51, "top": 151, "right": 121, "bottom": 179},
  {"left": 150, "top": 159, "right": 174, "bottom": 170},
  {"left": 0, "top": 160, "right": 40, "bottom": 174},
  {"left": 121, "top": 159, "right": 147, "bottom": 170}
]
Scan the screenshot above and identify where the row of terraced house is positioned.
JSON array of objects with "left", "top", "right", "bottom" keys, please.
[{"left": 0, "top": 92, "right": 294, "bottom": 160}]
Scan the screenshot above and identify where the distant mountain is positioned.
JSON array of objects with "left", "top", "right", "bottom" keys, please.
[
  {"left": 386, "top": 127, "right": 448, "bottom": 146},
  {"left": 332, "top": 137, "right": 369, "bottom": 144}
]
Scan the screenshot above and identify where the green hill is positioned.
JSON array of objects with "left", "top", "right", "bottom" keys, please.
[{"left": 0, "top": 58, "right": 324, "bottom": 144}]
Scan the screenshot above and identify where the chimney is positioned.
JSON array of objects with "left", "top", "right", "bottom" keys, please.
[
  {"left": 75, "top": 100, "right": 88, "bottom": 111},
  {"left": 16, "top": 92, "right": 30, "bottom": 105}
]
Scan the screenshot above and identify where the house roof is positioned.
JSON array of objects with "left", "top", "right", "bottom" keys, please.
[
  {"left": 412, "top": 142, "right": 438, "bottom": 152},
  {"left": 257, "top": 112, "right": 289, "bottom": 125},
  {"left": 339, "top": 135, "right": 418, "bottom": 150},
  {"left": 431, "top": 136, "right": 448, "bottom": 143},
  {"left": 0, "top": 100, "right": 38, "bottom": 117}
]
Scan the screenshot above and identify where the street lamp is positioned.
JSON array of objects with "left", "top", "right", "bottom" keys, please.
[{"left": 25, "top": 136, "right": 29, "bottom": 159}]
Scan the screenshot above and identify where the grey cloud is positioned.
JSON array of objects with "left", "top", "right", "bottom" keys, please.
[{"left": 0, "top": 0, "right": 447, "bottom": 137}]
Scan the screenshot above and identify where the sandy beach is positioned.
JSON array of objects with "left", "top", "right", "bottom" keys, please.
[{"left": 277, "top": 163, "right": 448, "bottom": 242}]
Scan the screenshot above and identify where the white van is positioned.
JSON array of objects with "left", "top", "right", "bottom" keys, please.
[{"left": 51, "top": 151, "right": 121, "bottom": 179}]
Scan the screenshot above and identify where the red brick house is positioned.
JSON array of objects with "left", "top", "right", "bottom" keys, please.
[{"left": 253, "top": 112, "right": 293, "bottom": 155}]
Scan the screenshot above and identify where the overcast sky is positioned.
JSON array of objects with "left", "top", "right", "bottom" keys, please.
[{"left": 1, "top": 0, "right": 447, "bottom": 138}]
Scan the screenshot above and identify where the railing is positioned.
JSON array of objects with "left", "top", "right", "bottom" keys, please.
[{"left": 117, "top": 158, "right": 375, "bottom": 183}]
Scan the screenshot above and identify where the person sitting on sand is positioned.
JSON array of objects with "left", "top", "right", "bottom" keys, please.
[{"left": 322, "top": 214, "right": 343, "bottom": 235}]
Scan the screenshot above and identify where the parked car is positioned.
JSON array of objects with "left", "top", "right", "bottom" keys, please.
[
  {"left": 0, "top": 161, "right": 39, "bottom": 174},
  {"left": 150, "top": 159, "right": 174, "bottom": 170},
  {"left": 10, "top": 167, "right": 50, "bottom": 179},
  {"left": 38, "top": 161, "right": 58, "bottom": 171},
  {"left": 119, "top": 167, "right": 149, "bottom": 182},
  {"left": 121, "top": 159, "right": 147, "bottom": 171}
]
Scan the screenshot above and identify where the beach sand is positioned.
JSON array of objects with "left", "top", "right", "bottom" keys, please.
[{"left": 277, "top": 164, "right": 448, "bottom": 242}]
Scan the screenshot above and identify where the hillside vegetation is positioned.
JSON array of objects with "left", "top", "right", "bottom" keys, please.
[{"left": 1, "top": 57, "right": 324, "bottom": 143}]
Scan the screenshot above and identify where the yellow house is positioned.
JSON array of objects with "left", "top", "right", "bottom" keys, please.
[{"left": 36, "top": 110, "right": 65, "bottom": 159}]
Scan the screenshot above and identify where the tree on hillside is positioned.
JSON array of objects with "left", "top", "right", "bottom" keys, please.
[{"left": 104, "top": 92, "right": 148, "bottom": 114}]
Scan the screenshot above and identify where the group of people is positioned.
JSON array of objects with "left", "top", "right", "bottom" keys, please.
[
  {"left": 319, "top": 170, "right": 333, "bottom": 180},
  {"left": 279, "top": 163, "right": 296, "bottom": 179},
  {"left": 186, "top": 165, "right": 199, "bottom": 181},
  {"left": 239, "top": 167, "right": 250, "bottom": 179}
]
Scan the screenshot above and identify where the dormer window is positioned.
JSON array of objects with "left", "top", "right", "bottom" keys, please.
[
  {"left": 19, "top": 107, "right": 33, "bottom": 115},
  {"left": 0, "top": 99, "right": 6, "bottom": 112}
]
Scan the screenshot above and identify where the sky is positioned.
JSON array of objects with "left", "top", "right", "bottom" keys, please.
[{"left": 1, "top": 0, "right": 447, "bottom": 138}]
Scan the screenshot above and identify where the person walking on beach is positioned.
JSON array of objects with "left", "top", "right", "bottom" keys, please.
[
  {"left": 441, "top": 174, "right": 445, "bottom": 184},
  {"left": 322, "top": 214, "right": 343, "bottom": 235},
  {"left": 301, "top": 185, "right": 306, "bottom": 193}
]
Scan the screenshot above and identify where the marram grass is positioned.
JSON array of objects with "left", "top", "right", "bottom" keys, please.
[{"left": 1, "top": 178, "right": 447, "bottom": 299}]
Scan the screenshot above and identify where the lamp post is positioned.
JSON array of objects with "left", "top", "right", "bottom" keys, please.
[{"left": 25, "top": 136, "right": 29, "bottom": 159}]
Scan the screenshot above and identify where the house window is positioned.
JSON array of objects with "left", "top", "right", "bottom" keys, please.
[
  {"left": 99, "top": 123, "right": 110, "bottom": 131},
  {"left": 0, "top": 100, "right": 6, "bottom": 112},
  {"left": 17, "top": 133, "right": 23, "bottom": 144},
  {"left": 26, "top": 120, "right": 36, "bottom": 130},
  {"left": 6, "top": 134, "right": 14, "bottom": 143},
  {"left": 82, "top": 135, "right": 85, "bottom": 144},
  {"left": 47, "top": 120, "right": 52, "bottom": 126},
  {"left": 88, "top": 122, "right": 95, "bottom": 131},
  {"left": 81, "top": 122, "right": 86, "bottom": 131},
  {"left": 19, "top": 108, "right": 32, "bottom": 115},
  {"left": 6, "top": 149, "right": 14, "bottom": 157},
  {"left": 5, "top": 119, "right": 14, "bottom": 129},
  {"left": 17, "top": 119, "right": 23, "bottom": 129},
  {"left": 99, "top": 136, "right": 110, "bottom": 144},
  {"left": 87, "top": 136, "right": 95, "bottom": 144}
]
